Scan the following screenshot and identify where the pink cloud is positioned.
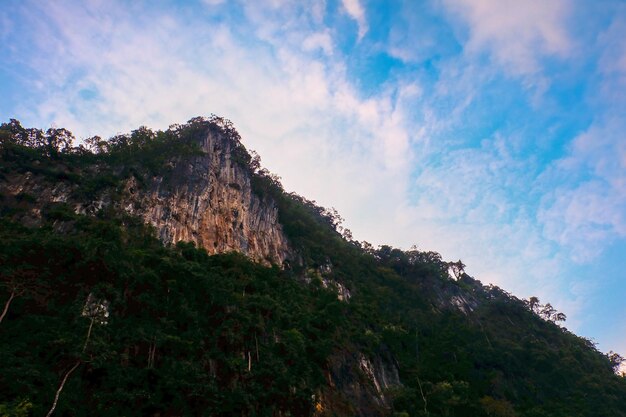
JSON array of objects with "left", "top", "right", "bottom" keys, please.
[{"left": 443, "top": 0, "right": 572, "bottom": 75}]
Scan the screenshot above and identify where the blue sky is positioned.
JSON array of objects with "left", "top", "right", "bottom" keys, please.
[{"left": 1, "top": 0, "right": 625, "bottom": 365}]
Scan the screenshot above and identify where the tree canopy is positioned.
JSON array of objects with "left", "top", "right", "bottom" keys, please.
[{"left": 1, "top": 118, "right": 625, "bottom": 417}]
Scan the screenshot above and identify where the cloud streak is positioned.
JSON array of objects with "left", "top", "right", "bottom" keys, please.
[{"left": 341, "top": 0, "right": 368, "bottom": 40}]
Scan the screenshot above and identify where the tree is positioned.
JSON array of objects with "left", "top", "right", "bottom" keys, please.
[
  {"left": 540, "top": 303, "right": 556, "bottom": 321},
  {"left": 45, "top": 293, "right": 110, "bottom": 417},
  {"left": 0, "top": 119, "right": 45, "bottom": 148},
  {"left": 479, "top": 396, "right": 517, "bottom": 417},
  {"left": 524, "top": 297, "right": 566, "bottom": 324},
  {"left": 448, "top": 260, "right": 466, "bottom": 280},
  {"left": 0, "top": 284, "right": 22, "bottom": 325},
  {"left": 526, "top": 296, "right": 540, "bottom": 313},
  {"left": 248, "top": 150, "right": 262, "bottom": 173},
  {"left": 0, "top": 268, "right": 47, "bottom": 326},
  {"left": 553, "top": 312, "right": 567, "bottom": 323},
  {"left": 44, "top": 128, "right": 74, "bottom": 156},
  {"left": 84, "top": 135, "right": 107, "bottom": 153},
  {"left": 607, "top": 351, "right": 624, "bottom": 374}
]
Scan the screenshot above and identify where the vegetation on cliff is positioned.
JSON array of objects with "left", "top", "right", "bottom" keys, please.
[{"left": 1, "top": 118, "right": 625, "bottom": 417}]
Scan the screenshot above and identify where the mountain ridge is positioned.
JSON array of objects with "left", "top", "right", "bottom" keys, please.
[
  {"left": 0, "top": 117, "right": 292, "bottom": 265},
  {"left": 1, "top": 116, "right": 625, "bottom": 417}
]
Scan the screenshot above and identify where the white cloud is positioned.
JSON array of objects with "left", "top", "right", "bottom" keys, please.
[
  {"left": 341, "top": 0, "right": 368, "bottom": 40},
  {"left": 302, "top": 30, "right": 334, "bottom": 55},
  {"left": 539, "top": 120, "right": 626, "bottom": 262},
  {"left": 311, "top": 0, "right": 326, "bottom": 25},
  {"left": 443, "top": 0, "right": 572, "bottom": 76}
]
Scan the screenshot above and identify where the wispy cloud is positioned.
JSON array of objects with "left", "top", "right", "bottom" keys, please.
[
  {"left": 341, "top": 0, "right": 368, "bottom": 40},
  {"left": 442, "top": 0, "right": 572, "bottom": 76},
  {"left": 539, "top": 119, "right": 626, "bottom": 262},
  {"left": 302, "top": 30, "right": 335, "bottom": 56},
  {"left": 536, "top": 4, "right": 626, "bottom": 265},
  {"left": 401, "top": 128, "right": 565, "bottom": 298}
]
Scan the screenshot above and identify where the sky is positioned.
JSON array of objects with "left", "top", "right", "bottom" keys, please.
[{"left": 1, "top": 0, "right": 625, "bottom": 366}]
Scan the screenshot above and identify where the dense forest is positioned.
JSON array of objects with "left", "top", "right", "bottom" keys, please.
[{"left": 1, "top": 117, "right": 625, "bottom": 417}]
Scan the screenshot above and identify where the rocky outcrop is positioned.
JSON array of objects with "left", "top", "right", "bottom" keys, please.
[
  {"left": 0, "top": 126, "right": 293, "bottom": 266},
  {"left": 122, "top": 128, "right": 292, "bottom": 265},
  {"left": 0, "top": 171, "right": 77, "bottom": 227},
  {"left": 323, "top": 349, "right": 402, "bottom": 417}
]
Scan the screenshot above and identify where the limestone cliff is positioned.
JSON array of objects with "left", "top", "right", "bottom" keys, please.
[
  {"left": 0, "top": 125, "right": 293, "bottom": 265},
  {"left": 122, "top": 127, "right": 292, "bottom": 265}
]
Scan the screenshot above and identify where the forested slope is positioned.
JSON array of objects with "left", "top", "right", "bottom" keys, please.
[{"left": 1, "top": 118, "right": 625, "bottom": 417}]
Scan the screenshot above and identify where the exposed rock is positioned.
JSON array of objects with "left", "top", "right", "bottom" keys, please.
[
  {"left": 122, "top": 128, "right": 293, "bottom": 265},
  {"left": 0, "top": 127, "right": 293, "bottom": 266},
  {"left": 0, "top": 171, "right": 74, "bottom": 226},
  {"left": 319, "top": 278, "right": 351, "bottom": 302},
  {"left": 428, "top": 276, "right": 480, "bottom": 315},
  {"left": 302, "top": 259, "right": 352, "bottom": 302},
  {"left": 335, "top": 281, "right": 352, "bottom": 302},
  {"left": 325, "top": 348, "right": 402, "bottom": 417},
  {"left": 0, "top": 125, "right": 396, "bottom": 416},
  {"left": 318, "top": 258, "right": 333, "bottom": 275},
  {"left": 449, "top": 294, "right": 476, "bottom": 315}
]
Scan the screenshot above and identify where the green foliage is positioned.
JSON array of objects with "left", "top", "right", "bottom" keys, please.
[
  {"left": 480, "top": 396, "right": 517, "bottom": 417},
  {"left": 0, "top": 399, "right": 33, "bottom": 417},
  {"left": 0, "top": 212, "right": 346, "bottom": 416},
  {"left": 42, "top": 202, "right": 76, "bottom": 221},
  {"left": 1, "top": 118, "right": 626, "bottom": 417},
  {"left": 0, "top": 117, "right": 207, "bottom": 204}
]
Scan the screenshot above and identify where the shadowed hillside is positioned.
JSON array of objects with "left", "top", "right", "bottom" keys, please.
[{"left": 1, "top": 117, "right": 625, "bottom": 417}]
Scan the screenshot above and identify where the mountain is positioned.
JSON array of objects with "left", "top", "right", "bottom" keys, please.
[{"left": 1, "top": 116, "right": 625, "bottom": 417}]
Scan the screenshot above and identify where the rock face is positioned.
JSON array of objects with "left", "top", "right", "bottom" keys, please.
[
  {"left": 323, "top": 349, "right": 401, "bottom": 417},
  {"left": 123, "top": 128, "right": 292, "bottom": 265},
  {"left": 0, "top": 127, "right": 293, "bottom": 266}
]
